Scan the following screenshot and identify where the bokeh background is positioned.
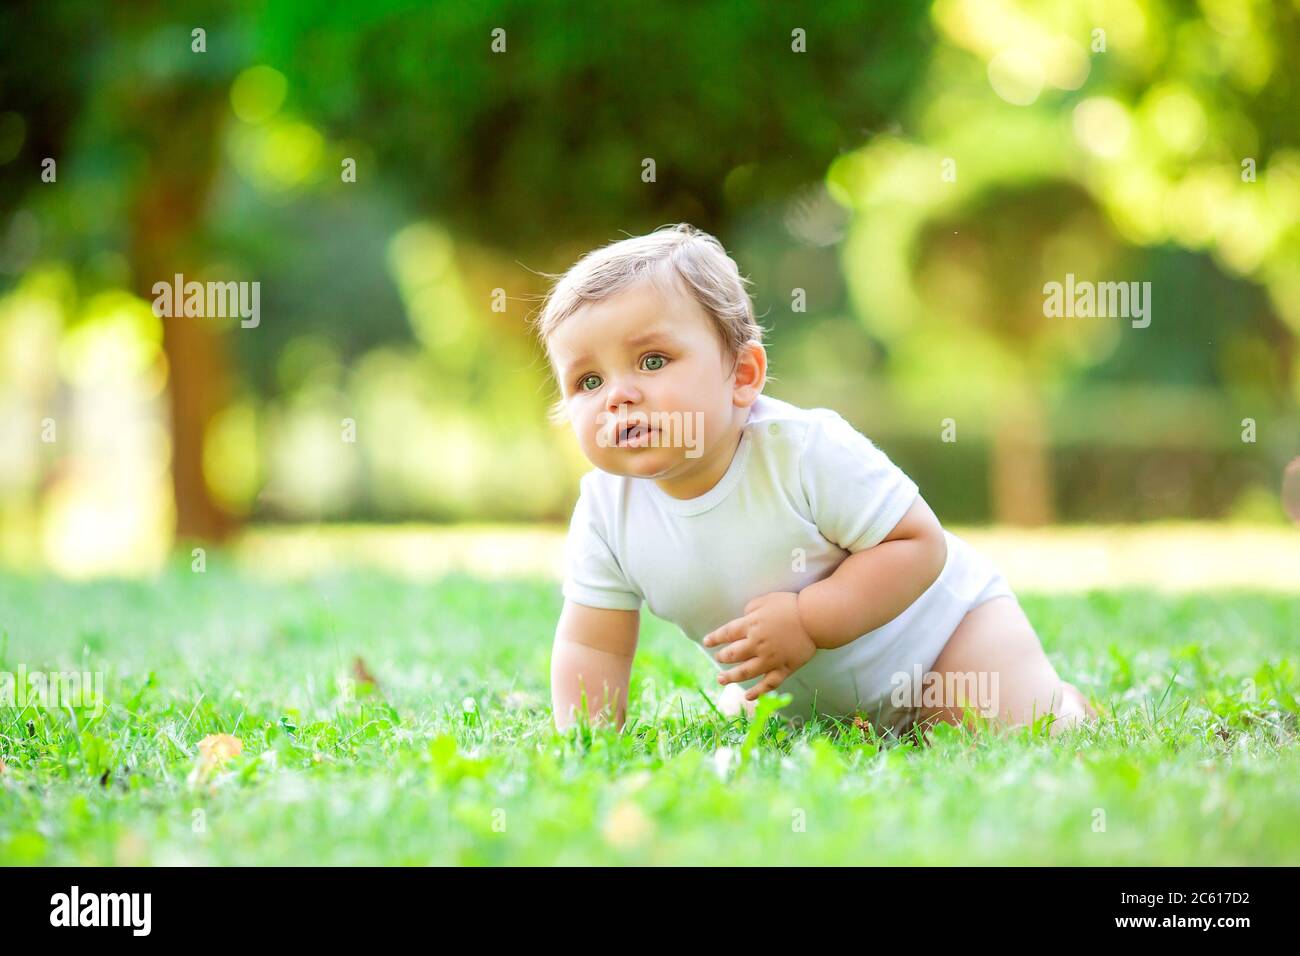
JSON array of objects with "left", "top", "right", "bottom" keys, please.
[{"left": 1, "top": 0, "right": 1297, "bottom": 581}]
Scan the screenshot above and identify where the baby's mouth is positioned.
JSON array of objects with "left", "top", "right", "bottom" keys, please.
[{"left": 617, "top": 422, "right": 655, "bottom": 446}]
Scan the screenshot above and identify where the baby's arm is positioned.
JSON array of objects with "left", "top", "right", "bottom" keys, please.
[
  {"left": 550, "top": 598, "right": 640, "bottom": 732},
  {"left": 797, "top": 496, "right": 948, "bottom": 650}
]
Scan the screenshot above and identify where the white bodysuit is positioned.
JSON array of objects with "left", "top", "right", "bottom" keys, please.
[{"left": 561, "top": 393, "right": 1015, "bottom": 736}]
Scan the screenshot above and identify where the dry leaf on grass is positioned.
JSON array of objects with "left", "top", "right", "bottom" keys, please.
[
  {"left": 187, "top": 733, "right": 243, "bottom": 787},
  {"left": 352, "top": 656, "right": 381, "bottom": 693}
]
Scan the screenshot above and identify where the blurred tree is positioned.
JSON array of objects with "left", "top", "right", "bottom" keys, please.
[
  {"left": 2, "top": 0, "right": 933, "bottom": 537},
  {"left": 259, "top": 0, "right": 932, "bottom": 250},
  {"left": 125, "top": 76, "right": 235, "bottom": 540},
  {"left": 912, "top": 182, "right": 1122, "bottom": 524},
  {"left": 4, "top": 0, "right": 1296, "bottom": 535},
  {"left": 1, "top": 3, "right": 244, "bottom": 540},
  {"left": 830, "top": 0, "right": 1300, "bottom": 524}
]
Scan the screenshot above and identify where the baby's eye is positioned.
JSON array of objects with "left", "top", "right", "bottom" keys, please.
[
  {"left": 641, "top": 354, "right": 668, "bottom": 371},
  {"left": 577, "top": 373, "right": 602, "bottom": 392}
]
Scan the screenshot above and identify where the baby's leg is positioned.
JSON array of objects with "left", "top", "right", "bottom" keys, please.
[{"left": 916, "top": 596, "right": 1096, "bottom": 738}]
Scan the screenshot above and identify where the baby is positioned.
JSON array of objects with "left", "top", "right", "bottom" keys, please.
[{"left": 535, "top": 224, "right": 1095, "bottom": 741}]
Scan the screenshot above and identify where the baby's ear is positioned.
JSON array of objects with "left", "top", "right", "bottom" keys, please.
[{"left": 731, "top": 343, "right": 767, "bottom": 404}]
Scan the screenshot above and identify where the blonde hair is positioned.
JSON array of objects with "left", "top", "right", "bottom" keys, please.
[{"left": 529, "top": 223, "right": 768, "bottom": 425}]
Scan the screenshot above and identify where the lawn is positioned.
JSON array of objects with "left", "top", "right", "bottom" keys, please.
[{"left": 1, "top": 556, "right": 1298, "bottom": 865}]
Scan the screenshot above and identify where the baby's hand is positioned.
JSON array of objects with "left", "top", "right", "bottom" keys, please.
[{"left": 703, "top": 591, "right": 817, "bottom": 701}]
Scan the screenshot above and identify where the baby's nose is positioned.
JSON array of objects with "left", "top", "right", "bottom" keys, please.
[{"left": 606, "top": 381, "right": 643, "bottom": 409}]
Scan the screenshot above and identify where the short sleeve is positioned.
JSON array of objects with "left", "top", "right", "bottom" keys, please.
[
  {"left": 561, "top": 476, "right": 644, "bottom": 611},
  {"left": 798, "top": 412, "right": 919, "bottom": 553}
]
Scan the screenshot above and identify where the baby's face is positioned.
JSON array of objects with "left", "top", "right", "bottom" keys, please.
[{"left": 549, "top": 280, "right": 752, "bottom": 486}]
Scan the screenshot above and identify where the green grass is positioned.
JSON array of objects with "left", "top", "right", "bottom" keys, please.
[{"left": 1, "top": 557, "right": 1297, "bottom": 865}]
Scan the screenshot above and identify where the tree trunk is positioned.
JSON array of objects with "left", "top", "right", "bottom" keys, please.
[
  {"left": 989, "top": 381, "right": 1055, "bottom": 526},
  {"left": 127, "top": 93, "right": 235, "bottom": 543}
]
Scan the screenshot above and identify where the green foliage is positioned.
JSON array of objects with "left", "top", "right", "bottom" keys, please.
[{"left": 1, "top": 0, "right": 1296, "bottom": 530}]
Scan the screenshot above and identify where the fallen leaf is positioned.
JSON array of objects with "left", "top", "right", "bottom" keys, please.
[
  {"left": 187, "top": 733, "right": 243, "bottom": 787},
  {"left": 352, "top": 656, "right": 381, "bottom": 692},
  {"left": 198, "top": 733, "right": 243, "bottom": 761}
]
